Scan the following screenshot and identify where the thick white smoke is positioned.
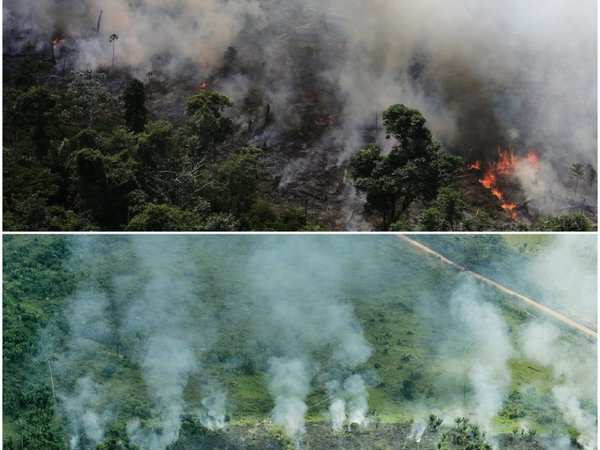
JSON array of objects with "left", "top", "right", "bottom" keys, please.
[
  {"left": 526, "top": 235, "right": 597, "bottom": 325},
  {"left": 521, "top": 321, "right": 597, "bottom": 450},
  {"left": 267, "top": 357, "right": 311, "bottom": 442},
  {"left": 234, "top": 237, "right": 373, "bottom": 440},
  {"left": 448, "top": 280, "right": 514, "bottom": 433},
  {"left": 123, "top": 237, "right": 220, "bottom": 449}
]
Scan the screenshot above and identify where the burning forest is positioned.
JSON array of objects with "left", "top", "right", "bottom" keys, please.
[
  {"left": 2, "top": 0, "right": 597, "bottom": 231},
  {"left": 3, "top": 234, "right": 597, "bottom": 449}
]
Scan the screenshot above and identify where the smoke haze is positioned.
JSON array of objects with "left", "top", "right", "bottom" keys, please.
[
  {"left": 4, "top": 0, "right": 596, "bottom": 211},
  {"left": 33, "top": 235, "right": 596, "bottom": 449}
]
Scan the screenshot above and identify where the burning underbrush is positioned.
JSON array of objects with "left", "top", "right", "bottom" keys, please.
[{"left": 467, "top": 148, "right": 542, "bottom": 221}]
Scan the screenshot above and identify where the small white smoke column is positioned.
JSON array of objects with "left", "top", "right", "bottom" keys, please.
[
  {"left": 267, "top": 357, "right": 311, "bottom": 441},
  {"left": 329, "top": 398, "right": 347, "bottom": 432},
  {"left": 326, "top": 374, "right": 370, "bottom": 431},
  {"left": 344, "top": 374, "right": 370, "bottom": 427},
  {"left": 61, "top": 376, "right": 107, "bottom": 449},
  {"left": 199, "top": 389, "right": 227, "bottom": 430},
  {"left": 129, "top": 336, "right": 199, "bottom": 449},
  {"left": 408, "top": 421, "right": 427, "bottom": 443}
]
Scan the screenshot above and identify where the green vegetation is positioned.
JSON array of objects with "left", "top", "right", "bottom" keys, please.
[
  {"left": 4, "top": 59, "right": 594, "bottom": 231},
  {"left": 437, "top": 418, "right": 491, "bottom": 450},
  {"left": 3, "top": 62, "right": 318, "bottom": 231},
  {"left": 3, "top": 236, "right": 594, "bottom": 449},
  {"left": 350, "top": 105, "right": 463, "bottom": 230}
]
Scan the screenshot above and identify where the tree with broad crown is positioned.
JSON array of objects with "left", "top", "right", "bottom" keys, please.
[{"left": 350, "top": 104, "right": 462, "bottom": 230}]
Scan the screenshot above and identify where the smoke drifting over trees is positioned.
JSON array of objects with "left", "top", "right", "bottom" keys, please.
[{"left": 5, "top": 0, "right": 596, "bottom": 178}]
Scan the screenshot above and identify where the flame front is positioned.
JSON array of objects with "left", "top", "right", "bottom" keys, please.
[{"left": 468, "top": 148, "right": 540, "bottom": 220}]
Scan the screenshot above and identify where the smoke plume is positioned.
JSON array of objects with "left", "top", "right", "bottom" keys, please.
[{"left": 4, "top": 0, "right": 596, "bottom": 211}]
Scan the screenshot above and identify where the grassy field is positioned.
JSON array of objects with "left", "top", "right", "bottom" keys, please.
[{"left": 3, "top": 235, "right": 596, "bottom": 448}]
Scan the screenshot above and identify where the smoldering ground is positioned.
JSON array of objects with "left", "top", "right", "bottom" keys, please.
[
  {"left": 4, "top": 0, "right": 597, "bottom": 213},
  {"left": 35, "top": 235, "right": 597, "bottom": 449}
]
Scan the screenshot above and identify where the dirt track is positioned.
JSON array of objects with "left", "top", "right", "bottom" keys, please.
[{"left": 397, "top": 235, "right": 598, "bottom": 340}]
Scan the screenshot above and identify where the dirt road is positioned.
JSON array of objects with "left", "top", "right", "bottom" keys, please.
[{"left": 397, "top": 235, "right": 598, "bottom": 340}]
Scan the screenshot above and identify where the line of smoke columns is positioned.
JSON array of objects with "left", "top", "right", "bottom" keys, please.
[
  {"left": 4, "top": 0, "right": 597, "bottom": 209},
  {"left": 52, "top": 236, "right": 596, "bottom": 450},
  {"left": 53, "top": 236, "right": 373, "bottom": 450}
]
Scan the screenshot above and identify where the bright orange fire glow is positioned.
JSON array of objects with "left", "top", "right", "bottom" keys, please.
[
  {"left": 51, "top": 37, "right": 64, "bottom": 47},
  {"left": 468, "top": 148, "right": 541, "bottom": 221}
]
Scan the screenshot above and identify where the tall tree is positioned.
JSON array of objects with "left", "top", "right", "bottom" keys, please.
[
  {"left": 123, "top": 79, "right": 147, "bottom": 133},
  {"left": 350, "top": 105, "right": 462, "bottom": 229}
]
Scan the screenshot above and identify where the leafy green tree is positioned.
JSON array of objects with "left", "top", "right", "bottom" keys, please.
[
  {"left": 58, "top": 76, "right": 123, "bottom": 133},
  {"left": 419, "top": 207, "right": 446, "bottom": 231},
  {"left": 350, "top": 105, "right": 462, "bottom": 229},
  {"left": 437, "top": 417, "right": 492, "bottom": 450},
  {"left": 123, "top": 79, "right": 147, "bottom": 133},
  {"left": 184, "top": 91, "right": 234, "bottom": 158},
  {"left": 136, "top": 120, "right": 174, "bottom": 168},
  {"left": 74, "top": 148, "right": 108, "bottom": 214},
  {"left": 419, "top": 187, "right": 466, "bottom": 231},
  {"left": 10, "top": 86, "right": 57, "bottom": 158},
  {"left": 206, "top": 146, "right": 263, "bottom": 219}
]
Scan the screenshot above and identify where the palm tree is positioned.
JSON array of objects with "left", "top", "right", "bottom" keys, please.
[
  {"left": 570, "top": 163, "right": 585, "bottom": 199},
  {"left": 109, "top": 33, "right": 119, "bottom": 67}
]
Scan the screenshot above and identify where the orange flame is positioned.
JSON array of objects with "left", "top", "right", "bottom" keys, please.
[
  {"left": 51, "top": 37, "right": 64, "bottom": 47},
  {"left": 469, "top": 148, "right": 541, "bottom": 220}
]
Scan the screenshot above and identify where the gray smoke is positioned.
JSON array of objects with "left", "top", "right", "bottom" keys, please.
[
  {"left": 4, "top": 0, "right": 596, "bottom": 210},
  {"left": 55, "top": 237, "right": 114, "bottom": 448},
  {"left": 198, "top": 388, "right": 227, "bottom": 430}
]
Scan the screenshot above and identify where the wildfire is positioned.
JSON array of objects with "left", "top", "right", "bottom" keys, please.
[
  {"left": 199, "top": 81, "right": 209, "bottom": 90},
  {"left": 51, "top": 36, "right": 64, "bottom": 47},
  {"left": 468, "top": 148, "right": 540, "bottom": 221}
]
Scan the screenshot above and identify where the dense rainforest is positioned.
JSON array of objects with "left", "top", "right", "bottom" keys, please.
[{"left": 3, "top": 55, "right": 595, "bottom": 231}]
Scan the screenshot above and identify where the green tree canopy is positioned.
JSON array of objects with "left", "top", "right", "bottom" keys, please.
[{"left": 350, "top": 105, "right": 462, "bottom": 229}]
